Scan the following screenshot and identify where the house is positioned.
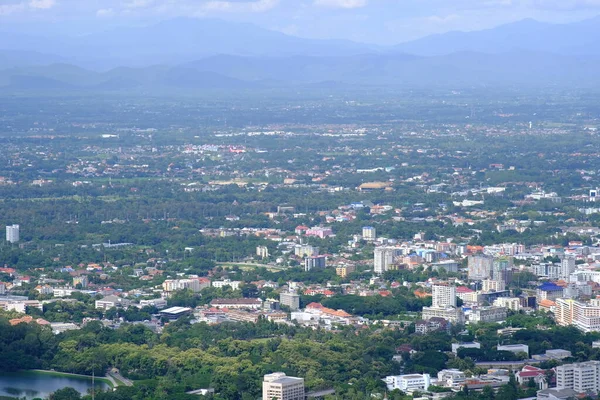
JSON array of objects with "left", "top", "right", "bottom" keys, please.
[{"left": 515, "top": 366, "right": 548, "bottom": 389}]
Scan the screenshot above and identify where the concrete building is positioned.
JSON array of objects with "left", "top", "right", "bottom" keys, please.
[
  {"left": 280, "top": 291, "right": 300, "bottom": 311},
  {"left": 561, "top": 257, "right": 576, "bottom": 280},
  {"left": 374, "top": 246, "right": 401, "bottom": 274},
  {"left": 304, "top": 255, "right": 326, "bottom": 271},
  {"left": 383, "top": 374, "right": 431, "bottom": 392},
  {"left": 362, "top": 226, "right": 376, "bottom": 241},
  {"left": 537, "top": 388, "right": 579, "bottom": 400},
  {"left": 294, "top": 245, "right": 319, "bottom": 258},
  {"left": 211, "top": 279, "right": 241, "bottom": 290},
  {"left": 556, "top": 360, "right": 600, "bottom": 394},
  {"left": 491, "top": 257, "right": 514, "bottom": 283},
  {"left": 437, "top": 369, "right": 467, "bottom": 389},
  {"left": 469, "top": 307, "right": 508, "bottom": 323},
  {"left": 537, "top": 282, "right": 564, "bottom": 302},
  {"left": 468, "top": 255, "right": 493, "bottom": 280},
  {"left": 493, "top": 297, "right": 521, "bottom": 311},
  {"left": 262, "top": 372, "right": 305, "bottom": 400},
  {"left": 497, "top": 344, "right": 529, "bottom": 356},
  {"left": 95, "top": 295, "right": 131, "bottom": 310},
  {"left": 451, "top": 342, "right": 481, "bottom": 354},
  {"left": 422, "top": 306, "right": 465, "bottom": 325},
  {"left": 432, "top": 284, "right": 457, "bottom": 308},
  {"left": 335, "top": 264, "right": 355, "bottom": 278},
  {"left": 482, "top": 279, "right": 506, "bottom": 293},
  {"left": 555, "top": 298, "right": 600, "bottom": 332},
  {"left": 256, "top": 246, "right": 270, "bottom": 259},
  {"left": 5, "top": 224, "right": 19, "bottom": 243}
]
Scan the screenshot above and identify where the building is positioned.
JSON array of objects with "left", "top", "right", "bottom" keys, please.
[
  {"left": 515, "top": 366, "right": 548, "bottom": 389},
  {"left": 262, "top": 372, "right": 305, "bottom": 400},
  {"left": 468, "top": 255, "right": 493, "bottom": 280},
  {"left": 469, "top": 306, "right": 508, "bottom": 324},
  {"left": 537, "top": 388, "right": 579, "bottom": 400},
  {"left": 432, "top": 284, "right": 457, "bottom": 308},
  {"left": 163, "top": 278, "right": 210, "bottom": 294},
  {"left": 374, "top": 246, "right": 400, "bottom": 274},
  {"left": 497, "top": 344, "right": 529, "bottom": 356},
  {"left": 256, "top": 246, "right": 270, "bottom": 259},
  {"left": 294, "top": 245, "right": 319, "bottom": 258},
  {"left": 335, "top": 264, "right": 356, "bottom": 278},
  {"left": 482, "top": 279, "right": 505, "bottom": 293},
  {"left": 422, "top": 306, "right": 465, "bottom": 325},
  {"left": 304, "top": 255, "right": 327, "bottom": 271},
  {"left": 383, "top": 374, "right": 431, "bottom": 392},
  {"left": 139, "top": 298, "right": 168, "bottom": 309},
  {"left": 555, "top": 360, "right": 600, "bottom": 394},
  {"left": 493, "top": 297, "right": 521, "bottom": 311},
  {"left": 451, "top": 342, "right": 481, "bottom": 354},
  {"left": 491, "top": 257, "right": 513, "bottom": 283},
  {"left": 160, "top": 306, "right": 192, "bottom": 320},
  {"left": 555, "top": 298, "right": 600, "bottom": 332},
  {"left": 537, "top": 282, "right": 564, "bottom": 302},
  {"left": 211, "top": 279, "right": 241, "bottom": 290},
  {"left": 73, "top": 275, "right": 88, "bottom": 288},
  {"left": 210, "top": 298, "right": 263, "bottom": 310},
  {"left": 561, "top": 257, "right": 576, "bottom": 280},
  {"left": 415, "top": 317, "right": 450, "bottom": 334},
  {"left": 362, "top": 226, "right": 376, "bottom": 241},
  {"left": 437, "top": 369, "right": 467, "bottom": 389},
  {"left": 305, "top": 227, "right": 334, "bottom": 239},
  {"left": 5, "top": 224, "right": 19, "bottom": 243},
  {"left": 95, "top": 295, "right": 131, "bottom": 310},
  {"left": 280, "top": 291, "right": 300, "bottom": 311}
]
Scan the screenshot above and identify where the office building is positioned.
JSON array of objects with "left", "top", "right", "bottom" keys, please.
[
  {"left": 432, "top": 284, "right": 457, "bottom": 308},
  {"left": 556, "top": 361, "right": 600, "bottom": 394},
  {"left": 280, "top": 291, "right": 300, "bottom": 311},
  {"left": 262, "top": 372, "right": 305, "bottom": 400},
  {"left": 5, "top": 224, "right": 19, "bottom": 243},
  {"left": 483, "top": 279, "right": 506, "bottom": 293},
  {"left": 468, "top": 255, "right": 493, "bottom": 280},
  {"left": 362, "top": 226, "right": 376, "bottom": 241},
  {"left": 469, "top": 306, "right": 507, "bottom": 323}
]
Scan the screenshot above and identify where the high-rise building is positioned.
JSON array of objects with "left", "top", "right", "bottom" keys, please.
[
  {"left": 561, "top": 257, "right": 576, "bottom": 280},
  {"left": 280, "top": 291, "right": 300, "bottom": 311},
  {"left": 492, "top": 257, "right": 513, "bottom": 283},
  {"left": 362, "top": 226, "right": 376, "bottom": 241},
  {"left": 374, "top": 247, "right": 400, "bottom": 274},
  {"left": 256, "top": 246, "right": 270, "bottom": 259},
  {"left": 304, "top": 255, "right": 326, "bottom": 271},
  {"left": 467, "top": 255, "right": 493, "bottom": 280},
  {"left": 482, "top": 279, "right": 506, "bottom": 293},
  {"left": 262, "top": 373, "right": 305, "bottom": 400},
  {"left": 556, "top": 361, "right": 600, "bottom": 394},
  {"left": 6, "top": 224, "right": 19, "bottom": 243},
  {"left": 294, "top": 245, "right": 319, "bottom": 258},
  {"left": 432, "top": 284, "right": 457, "bottom": 308}
]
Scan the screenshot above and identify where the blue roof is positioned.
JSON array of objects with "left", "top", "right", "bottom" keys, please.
[{"left": 538, "top": 282, "right": 563, "bottom": 291}]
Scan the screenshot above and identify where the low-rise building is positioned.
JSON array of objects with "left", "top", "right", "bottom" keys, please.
[
  {"left": 383, "top": 374, "right": 431, "bottom": 392},
  {"left": 210, "top": 298, "right": 263, "bottom": 309}
]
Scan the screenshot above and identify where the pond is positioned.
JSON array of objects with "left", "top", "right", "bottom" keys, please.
[{"left": 0, "top": 371, "right": 110, "bottom": 399}]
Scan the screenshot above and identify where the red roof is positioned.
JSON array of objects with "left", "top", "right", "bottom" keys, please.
[{"left": 456, "top": 286, "right": 474, "bottom": 293}]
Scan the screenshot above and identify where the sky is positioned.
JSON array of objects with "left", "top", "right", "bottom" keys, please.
[{"left": 0, "top": 0, "right": 600, "bottom": 44}]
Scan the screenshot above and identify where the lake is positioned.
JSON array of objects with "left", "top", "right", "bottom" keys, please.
[{"left": 0, "top": 371, "right": 110, "bottom": 399}]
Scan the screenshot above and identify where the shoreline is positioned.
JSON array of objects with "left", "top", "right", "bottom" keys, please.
[{"left": 24, "top": 370, "right": 116, "bottom": 388}]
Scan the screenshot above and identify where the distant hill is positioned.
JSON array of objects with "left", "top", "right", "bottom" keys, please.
[
  {"left": 393, "top": 16, "right": 600, "bottom": 56},
  {"left": 1, "top": 51, "right": 600, "bottom": 92},
  {"left": 0, "top": 18, "right": 378, "bottom": 69}
]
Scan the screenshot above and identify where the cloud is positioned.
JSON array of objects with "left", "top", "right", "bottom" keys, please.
[
  {"left": 313, "top": 0, "right": 368, "bottom": 8},
  {"left": 0, "top": 2, "right": 26, "bottom": 15},
  {"left": 96, "top": 8, "right": 115, "bottom": 17},
  {"left": 200, "top": 0, "right": 279, "bottom": 13},
  {"left": 29, "top": 0, "right": 55, "bottom": 9},
  {"left": 124, "top": 0, "right": 155, "bottom": 9}
]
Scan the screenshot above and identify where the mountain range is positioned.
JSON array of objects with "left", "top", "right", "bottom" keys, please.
[{"left": 1, "top": 16, "right": 600, "bottom": 90}]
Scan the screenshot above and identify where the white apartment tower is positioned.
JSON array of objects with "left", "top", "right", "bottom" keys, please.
[
  {"left": 262, "top": 373, "right": 305, "bottom": 400},
  {"left": 556, "top": 361, "right": 600, "bottom": 394},
  {"left": 432, "top": 284, "right": 457, "bottom": 308},
  {"left": 6, "top": 224, "right": 19, "bottom": 243},
  {"left": 561, "top": 257, "right": 576, "bottom": 280},
  {"left": 374, "top": 247, "right": 399, "bottom": 274}
]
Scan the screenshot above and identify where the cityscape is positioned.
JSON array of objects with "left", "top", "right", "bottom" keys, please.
[{"left": 2, "top": 1, "right": 600, "bottom": 400}]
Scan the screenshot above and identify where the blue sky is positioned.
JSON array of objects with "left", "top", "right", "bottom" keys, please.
[{"left": 1, "top": 0, "right": 600, "bottom": 44}]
